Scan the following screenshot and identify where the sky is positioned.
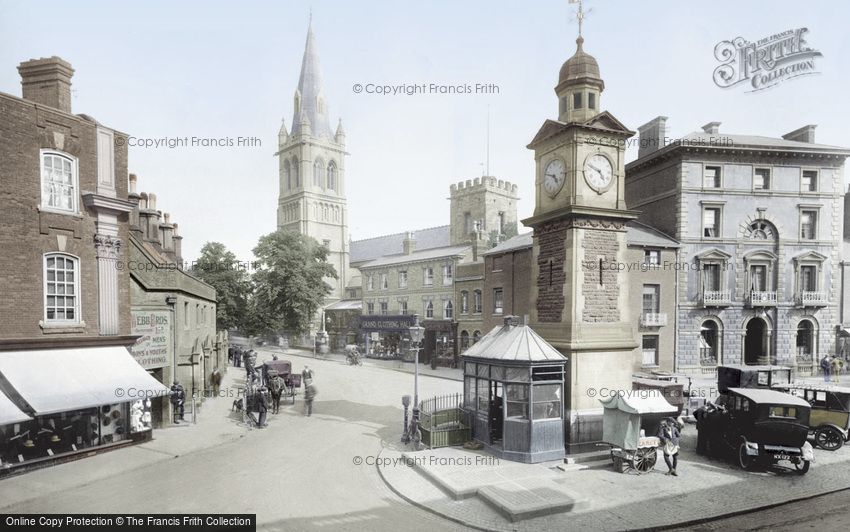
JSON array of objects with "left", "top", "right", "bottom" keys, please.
[{"left": 1, "top": 0, "right": 848, "bottom": 262}]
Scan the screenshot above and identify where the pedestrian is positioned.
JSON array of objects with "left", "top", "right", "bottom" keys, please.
[
  {"left": 234, "top": 346, "right": 242, "bottom": 368},
  {"left": 210, "top": 367, "right": 222, "bottom": 396},
  {"left": 821, "top": 354, "right": 832, "bottom": 383},
  {"left": 657, "top": 417, "right": 680, "bottom": 476},
  {"left": 243, "top": 349, "right": 253, "bottom": 380},
  {"left": 832, "top": 356, "right": 844, "bottom": 383},
  {"left": 302, "top": 365, "right": 314, "bottom": 387},
  {"left": 304, "top": 383, "right": 317, "bottom": 416},
  {"left": 228, "top": 345, "right": 234, "bottom": 365},
  {"left": 170, "top": 381, "right": 185, "bottom": 424},
  {"left": 256, "top": 386, "right": 269, "bottom": 427}
]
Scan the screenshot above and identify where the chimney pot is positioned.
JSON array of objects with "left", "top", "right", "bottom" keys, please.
[{"left": 128, "top": 173, "right": 138, "bottom": 195}]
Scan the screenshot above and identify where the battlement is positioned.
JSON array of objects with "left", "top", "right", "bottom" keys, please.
[{"left": 450, "top": 176, "right": 519, "bottom": 197}]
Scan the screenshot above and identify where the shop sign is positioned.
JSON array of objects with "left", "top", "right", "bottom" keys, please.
[{"left": 130, "top": 310, "right": 171, "bottom": 369}]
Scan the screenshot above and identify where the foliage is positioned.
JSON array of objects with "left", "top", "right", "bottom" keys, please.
[
  {"left": 488, "top": 221, "right": 519, "bottom": 247},
  {"left": 190, "top": 242, "right": 250, "bottom": 331}
]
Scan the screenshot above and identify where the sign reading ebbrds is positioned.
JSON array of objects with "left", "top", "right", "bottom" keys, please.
[{"left": 130, "top": 310, "right": 171, "bottom": 369}]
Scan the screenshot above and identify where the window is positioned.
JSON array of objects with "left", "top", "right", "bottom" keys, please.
[
  {"left": 506, "top": 384, "right": 529, "bottom": 419},
  {"left": 367, "top": 302, "right": 375, "bottom": 315},
  {"left": 460, "top": 291, "right": 469, "bottom": 314},
  {"left": 801, "top": 210, "right": 817, "bottom": 240},
  {"left": 464, "top": 212, "right": 472, "bottom": 235},
  {"left": 493, "top": 288, "right": 504, "bottom": 314},
  {"left": 700, "top": 320, "right": 719, "bottom": 365},
  {"left": 473, "top": 330, "right": 482, "bottom": 344},
  {"left": 423, "top": 267, "right": 434, "bottom": 286},
  {"left": 460, "top": 331, "right": 470, "bottom": 350},
  {"left": 41, "top": 151, "right": 78, "bottom": 213},
  {"left": 703, "top": 263, "right": 721, "bottom": 292},
  {"left": 559, "top": 97, "right": 567, "bottom": 116},
  {"left": 802, "top": 170, "right": 818, "bottom": 192},
  {"left": 44, "top": 254, "right": 79, "bottom": 322},
  {"left": 800, "top": 265, "right": 817, "bottom": 292},
  {"left": 444, "top": 300, "right": 453, "bottom": 319},
  {"left": 367, "top": 275, "right": 374, "bottom": 291},
  {"left": 477, "top": 379, "right": 490, "bottom": 412},
  {"left": 703, "top": 207, "right": 721, "bottom": 238},
  {"left": 313, "top": 158, "right": 324, "bottom": 187},
  {"left": 572, "top": 92, "right": 583, "bottom": 109},
  {"left": 642, "top": 285, "right": 660, "bottom": 314},
  {"left": 443, "top": 263, "right": 453, "bottom": 285},
  {"left": 380, "top": 302, "right": 388, "bottom": 315},
  {"left": 292, "top": 157, "right": 300, "bottom": 187},
  {"left": 425, "top": 301, "right": 434, "bottom": 318},
  {"left": 399, "top": 301, "right": 408, "bottom": 315},
  {"left": 588, "top": 92, "right": 596, "bottom": 110},
  {"left": 642, "top": 335, "right": 659, "bottom": 366},
  {"left": 532, "top": 384, "right": 561, "bottom": 420},
  {"left": 398, "top": 271, "right": 408, "bottom": 288},
  {"left": 184, "top": 302, "right": 189, "bottom": 329},
  {"left": 196, "top": 304, "right": 200, "bottom": 328},
  {"left": 381, "top": 273, "right": 388, "bottom": 290},
  {"left": 797, "top": 319, "right": 814, "bottom": 359},
  {"left": 498, "top": 212, "right": 505, "bottom": 235},
  {"left": 749, "top": 264, "right": 767, "bottom": 292},
  {"left": 703, "top": 166, "right": 721, "bottom": 188},
  {"left": 769, "top": 406, "right": 797, "bottom": 419},
  {"left": 644, "top": 249, "right": 660, "bottom": 266},
  {"left": 746, "top": 221, "right": 776, "bottom": 240},
  {"left": 327, "top": 161, "right": 337, "bottom": 191},
  {"left": 473, "top": 290, "right": 482, "bottom": 313},
  {"left": 754, "top": 168, "right": 771, "bottom": 190},
  {"left": 284, "top": 160, "right": 291, "bottom": 190}
]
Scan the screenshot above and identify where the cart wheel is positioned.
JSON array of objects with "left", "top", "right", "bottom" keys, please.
[
  {"left": 633, "top": 447, "right": 657, "bottom": 474},
  {"left": 793, "top": 459, "right": 810, "bottom": 475},
  {"left": 814, "top": 426, "right": 844, "bottom": 451},
  {"left": 738, "top": 442, "right": 755, "bottom": 471}
]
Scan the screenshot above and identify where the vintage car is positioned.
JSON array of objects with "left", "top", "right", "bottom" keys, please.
[
  {"left": 717, "top": 365, "right": 792, "bottom": 393},
  {"left": 695, "top": 387, "right": 814, "bottom": 474},
  {"left": 773, "top": 384, "right": 850, "bottom": 451}
]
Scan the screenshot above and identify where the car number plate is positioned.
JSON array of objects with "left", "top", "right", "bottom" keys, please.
[{"left": 776, "top": 454, "right": 790, "bottom": 461}]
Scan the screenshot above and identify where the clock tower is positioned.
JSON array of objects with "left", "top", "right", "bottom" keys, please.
[{"left": 523, "top": 32, "right": 640, "bottom": 453}]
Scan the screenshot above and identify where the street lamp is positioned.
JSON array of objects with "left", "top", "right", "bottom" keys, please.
[{"left": 403, "top": 315, "right": 425, "bottom": 445}]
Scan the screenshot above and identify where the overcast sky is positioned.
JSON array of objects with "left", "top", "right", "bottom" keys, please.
[{"left": 1, "top": 0, "right": 847, "bottom": 262}]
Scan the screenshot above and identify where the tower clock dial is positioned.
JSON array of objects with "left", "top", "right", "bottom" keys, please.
[
  {"left": 583, "top": 153, "right": 613, "bottom": 192},
  {"left": 543, "top": 158, "right": 566, "bottom": 197}
]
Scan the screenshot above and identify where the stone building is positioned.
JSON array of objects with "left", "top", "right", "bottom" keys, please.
[
  {"left": 450, "top": 177, "right": 519, "bottom": 245},
  {"left": 127, "top": 175, "right": 223, "bottom": 426},
  {"left": 0, "top": 57, "right": 167, "bottom": 473},
  {"left": 626, "top": 117, "right": 850, "bottom": 374}
]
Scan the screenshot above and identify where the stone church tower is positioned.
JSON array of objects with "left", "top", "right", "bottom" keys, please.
[
  {"left": 277, "top": 19, "right": 349, "bottom": 301},
  {"left": 523, "top": 34, "right": 639, "bottom": 453}
]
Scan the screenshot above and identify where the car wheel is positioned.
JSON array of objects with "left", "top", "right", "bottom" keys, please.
[
  {"left": 738, "top": 442, "right": 755, "bottom": 471},
  {"left": 814, "top": 426, "right": 844, "bottom": 451}
]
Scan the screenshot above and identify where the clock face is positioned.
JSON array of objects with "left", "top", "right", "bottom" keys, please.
[
  {"left": 543, "top": 158, "right": 566, "bottom": 197},
  {"left": 584, "top": 154, "right": 614, "bottom": 192}
]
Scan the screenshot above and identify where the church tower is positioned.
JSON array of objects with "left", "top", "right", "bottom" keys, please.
[
  {"left": 277, "top": 19, "right": 349, "bottom": 301},
  {"left": 523, "top": 15, "right": 640, "bottom": 452}
]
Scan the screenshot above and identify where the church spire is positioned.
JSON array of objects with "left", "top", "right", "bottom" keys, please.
[{"left": 290, "top": 18, "right": 333, "bottom": 139}]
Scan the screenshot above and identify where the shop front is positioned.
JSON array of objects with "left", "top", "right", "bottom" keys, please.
[
  {"left": 325, "top": 299, "right": 362, "bottom": 352},
  {"left": 424, "top": 319, "right": 458, "bottom": 368},
  {"left": 358, "top": 315, "right": 418, "bottom": 359},
  {"left": 0, "top": 344, "right": 168, "bottom": 476}
]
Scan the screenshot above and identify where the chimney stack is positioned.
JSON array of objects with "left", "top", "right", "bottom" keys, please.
[
  {"left": 172, "top": 223, "right": 183, "bottom": 267},
  {"left": 782, "top": 124, "right": 817, "bottom": 144},
  {"left": 160, "top": 212, "right": 175, "bottom": 256},
  {"left": 402, "top": 231, "right": 416, "bottom": 255},
  {"left": 127, "top": 174, "right": 142, "bottom": 235},
  {"left": 637, "top": 116, "right": 668, "bottom": 159},
  {"left": 702, "top": 121, "right": 721, "bottom": 135},
  {"left": 18, "top": 57, "right": 74, "bottom": 114}
]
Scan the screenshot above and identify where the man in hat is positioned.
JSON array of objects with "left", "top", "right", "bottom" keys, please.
[
  {"left": 256, "top": 386, "right": 269, "bottom": 428},
  {"left": 170, "top": 381, "right": 185, "bottom": 423},
  {"left": 302, "top": 365, "right": 314, "bottom": 387}
]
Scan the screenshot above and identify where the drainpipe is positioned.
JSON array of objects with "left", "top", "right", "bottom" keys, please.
[
  {"left": 673, "top": 248, "right": 680, "bottom": 374},
  {"left": 165, "top": 294, "right": 178, "bottom": 426}
]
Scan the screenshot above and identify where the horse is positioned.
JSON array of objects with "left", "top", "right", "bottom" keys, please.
[{"left": 268, "top": 374, "right": 285, "bottom": 414}]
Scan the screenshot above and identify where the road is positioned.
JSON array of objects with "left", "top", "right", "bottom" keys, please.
[
  {"left": 668, "top": 488, "right": 850, "bottom": 531},
  {"left": 0, "top": 350, "right": 468, "bottom": 531}
]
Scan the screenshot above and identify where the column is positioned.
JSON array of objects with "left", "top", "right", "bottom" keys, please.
[{"left": 94, "top": 234, "right": 122, "bottom": 335}]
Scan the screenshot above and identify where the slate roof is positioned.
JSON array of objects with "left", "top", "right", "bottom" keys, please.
[
  {"left": 678, "top": 131, "right": 848, "bottom": 152},
  {"left": 350, "top": 225, "right": 451, "bottom": 264},
  {"left": 626, "top": 221, "right": 679, "bottom": 249},
  {"left": 358, "top": 244, "right": 470, "bottom": 269},
  {"left": 483, "top": 232, "right": 533, "bottom": 256},
  {"left": 461, "top": 322, "right": 567, "bottom": 363}
]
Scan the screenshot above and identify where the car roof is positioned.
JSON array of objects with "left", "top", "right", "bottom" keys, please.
[{"left": 728, "top": 387, "right": 811, "bottom": 408}]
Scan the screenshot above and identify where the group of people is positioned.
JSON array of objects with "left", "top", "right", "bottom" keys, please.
[{"left": 820, "top": 355, "right": 846, "bottom": 383}]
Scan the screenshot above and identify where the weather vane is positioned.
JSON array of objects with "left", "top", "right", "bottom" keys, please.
[{"left": 569, "top": 0, "right": 592, "bottom": 38}]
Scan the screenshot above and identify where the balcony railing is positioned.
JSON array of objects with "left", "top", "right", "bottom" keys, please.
[
  {"left": 749, "top": 290, "right": 777, "bottom": 306},
  {"left": 703, "top": 290, "right": 731, "bottom": 306},
  {"left": 641, "top": 312, "right": 668, "bottom": 327},
  {"left": 798, "top": 291, "right": 828, "bottom": 306}
]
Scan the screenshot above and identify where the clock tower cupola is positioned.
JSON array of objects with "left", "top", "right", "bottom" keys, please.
[{"left": 556, "top": 36, "right": 604, "bottom": 123}]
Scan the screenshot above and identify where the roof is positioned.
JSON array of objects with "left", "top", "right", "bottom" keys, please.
[
  {"left": 325, "top": 299, "right": 362, "bottom": 311},
  {"left": 290, "top": 20, "right": 333, "bottom": 139},
  {"left": 728, "top": 388, "right": 811, "bottom": 408},
  {"left": 460, "top": 322, "right": 567, "bottom": 363},
  {"left": 359, "top": 244, "right": 470, "bottom": 269},
  {"left": 351, "top": 225, "right": 451, "bottom": 264},
  {"left": 600, "top": 389, "right": 678, "bottom": 415},
  {"left": 558, "top": 36, "right": 603, "bottom": 88},
  {"left": 626, "top": 221, "right": 679, "bottom": 248},
  {"left": 483, "top": 232, "right": 533, "bottom": 256}
]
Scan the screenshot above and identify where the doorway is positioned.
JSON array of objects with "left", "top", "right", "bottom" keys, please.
[{"left": 745, "top": 318, "right": 767, "bottom": 365}]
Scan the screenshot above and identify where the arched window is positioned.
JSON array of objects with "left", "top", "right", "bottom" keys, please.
[
  {"left": 284, "top": 159, "right": 291, "bottom": 190},
  {"left": 746, "top": 220, "right": 777, "bottom": 240},
  {"left": 44, "top": 253, "right": 80, "bottom": 323},
  {"left": 796, "top": 319, "right": 815, "bottom": 362},
  {"left": 292, "top": 157, "right": 300, "bottom": 187},
  {"left": 327, "top": 161, "right": 337, "bottom": 191},
  {"left": 444, "top": 300, "right": 453, "bottom": 319},
  {"left": 425, "top": 301, "right": 434, "bottom": 319},
  {"left": 460, "top": 330, "right": 470, "bottom": 351},
  {"left": 460, "top": 291, "right": 469, "bottom": 314},
  {"left": 41, "top": 151, "right": 78, "bottom": 213},
  {"left": 699, "top": 320, "right": 720, "bottom": 366},
  {"left": 313, "top": 158, "right": 324, "bottom": 187},
  {"left": 473, "top": 330, "right": 482, "bottom": 344}
]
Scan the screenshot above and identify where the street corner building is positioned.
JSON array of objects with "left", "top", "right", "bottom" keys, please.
[{"left": 0, "top": 57, "right": 170, "bottom": 475}]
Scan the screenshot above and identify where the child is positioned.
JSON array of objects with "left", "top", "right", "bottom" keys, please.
[{"left": 657, "top": 417, "right": 681, "bottom": 476}]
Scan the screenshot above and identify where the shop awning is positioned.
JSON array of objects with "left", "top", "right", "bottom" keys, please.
[
  {"left": 0, "top": 390, "right": 31, "bottom": 424},
  {"left": 0, "top": 346, "right": 170, "bottom": 415}
]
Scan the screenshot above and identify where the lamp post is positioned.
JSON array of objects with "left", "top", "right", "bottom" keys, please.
[{"left": 404, "top": 314, "right": 425, "bottom": 446}]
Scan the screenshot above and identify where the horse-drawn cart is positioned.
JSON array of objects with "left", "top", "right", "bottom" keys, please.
[
  {"left": 599, "top": 390, "right": 678, "bottom": 474},
  {"left": 262, "top": 359, "right": 301, "bottom": 408}
]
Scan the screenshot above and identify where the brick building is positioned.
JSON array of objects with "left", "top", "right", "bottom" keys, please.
[{"left": 0, "top": 57, "right": 167, "bottom": 473}]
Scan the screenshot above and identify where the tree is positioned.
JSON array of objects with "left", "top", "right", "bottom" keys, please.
[
  {"left": 251, "top": 230, "right": 337, "bottom": 336},
  {"left": 190, "top": 242, "right": 251, "bottom": 331},
  {"left": 488, "top": 221, "right": 519, "bottom": 248}
]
